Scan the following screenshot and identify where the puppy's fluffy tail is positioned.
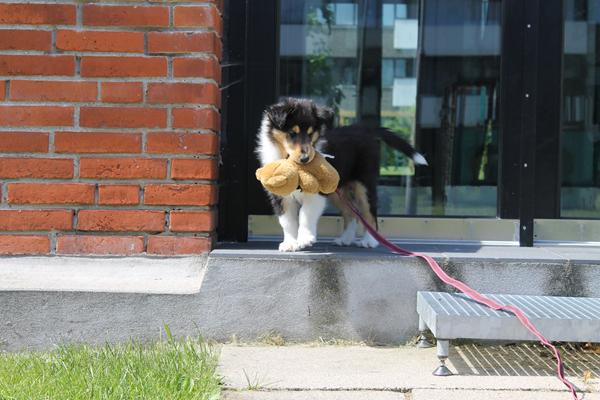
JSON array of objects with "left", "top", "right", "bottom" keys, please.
[{"left": 376, "top": 128, "right": 428, "bottom": 166}]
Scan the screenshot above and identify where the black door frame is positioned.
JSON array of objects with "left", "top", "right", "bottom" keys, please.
[
  {"left": 498, "top": 0, "right": 563, "bottom": 245},
  {"left": 218, "top": 0, "right": 279, "bottom": 241},
  {"left": 219, "top": 0, "right": 566, "bottom": 246}
]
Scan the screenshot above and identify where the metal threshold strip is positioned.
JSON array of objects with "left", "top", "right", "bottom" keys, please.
[
  {"left": 249, "top": 216, "right": 600, "bottom": 246},
  {"left": 249, "top": 215, "right": 520, "bottom": 243},
  {"left": 535, "top": 219, "right": 600, "bottom": 245}
]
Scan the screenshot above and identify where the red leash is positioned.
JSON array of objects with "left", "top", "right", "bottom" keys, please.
[{"left": 336, "top": 189, "right": 581, "bottom": 399}]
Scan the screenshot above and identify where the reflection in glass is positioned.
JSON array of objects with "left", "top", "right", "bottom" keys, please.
[
  {"left": 382, "top": 0, "right": 501, "bottom": 217},
  {"left": 279, "top": 0, "right": 502, "bottom": 217},
  {"left": 279, "top": 0, "right": 357, "bottom": 122},
  {"left": 561, "top": 0, "right": 600, "bottom": 218}
]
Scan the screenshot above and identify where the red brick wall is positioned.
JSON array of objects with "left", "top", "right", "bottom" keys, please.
[{"left": 0, "top": 1, "right": 221, "bottom": 256}]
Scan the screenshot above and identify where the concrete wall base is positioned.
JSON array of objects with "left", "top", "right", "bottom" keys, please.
[{"left": 2, "top": 243, "right": 600, "bottom": 351}]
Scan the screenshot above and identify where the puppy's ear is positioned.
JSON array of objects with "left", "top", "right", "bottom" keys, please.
[
  {"left": 314, "top": 105, "right": 334, "bottom": 129},
  {"left": 266, "top": 101, "right": 293, "bottom": 129}
]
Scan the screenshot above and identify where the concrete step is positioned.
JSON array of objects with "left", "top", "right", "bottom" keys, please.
[
  {"left": 2, "top": 242, "right": 600, "bottom": 350},
  {"left": 0, "top": 255, "right": 204, "bottom": 294}
]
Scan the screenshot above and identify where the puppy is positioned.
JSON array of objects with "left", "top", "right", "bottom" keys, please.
[{"left": 256, "top": 98, "right": 427, "bottom": 252}]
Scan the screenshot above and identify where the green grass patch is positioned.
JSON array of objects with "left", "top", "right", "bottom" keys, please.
[{"left": 0, "top": 329, "right": 221, "bottom": 400}]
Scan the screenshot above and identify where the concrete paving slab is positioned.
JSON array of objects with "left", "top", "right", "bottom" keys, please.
[
  {"left": 218, "top": 345, "right": 599, "bottom": 394},
  {"left": 411, "top": 389, "right": 600, "bottom": 399},
  {"left": 222, "top": 389, "right": 600, "bottom": 400},
  {"left": 222, "top": 390, "right": 405, "bottom": 400}
]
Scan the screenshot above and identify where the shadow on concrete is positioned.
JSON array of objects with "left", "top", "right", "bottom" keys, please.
[{"left": 451, "top": 343, "right": 600, "bottom": 378}]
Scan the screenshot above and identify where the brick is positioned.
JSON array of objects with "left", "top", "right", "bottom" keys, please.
[
  {"left": 56, "top": 30, "right": 144, "bottom": 53},
  {"left": 10, "top": 81, "right": 97, "bottom": 102},
  {"left": 144, "top": 184, "right": 216, "bottom": 206},
  {"left": 150, "top": 0, "right": 220, "bottom": 3},
  {"left": 173, "top": 57, "right": 221, "bottom": 82},
  {"left": 7, "top": 183, "right": 95, "bottom": 205},
  {"left": 172, "top": 108, "right": 219, "bottom": 130},
  {"left": 0, "top": 4, "right": 75, "bottom": 25},
  {"left": 0, "top": 235, "right": 50, "bottom": 255},
  {"left": 148, "top": 32, "right": 220, "bottom": 54},
  {"left": 147, "top": 236, "right": 211, "bottom": 255},
  {"left": 83, "top": 5, "right": 169, "bottom": 27},
  {"left": 101, "top": 82, "right": 143, "bottom": 103},
  {"left": 0, "top": 30, "right": 51, "bottom": 51},
  {"left": 80, "top": 107, "right": 167, "bottom": 128},
  {"left": 98, "top": 185, "right": 139, "bottom": 205},
  {"left": 171, "top": 159, "right": 217, "bottom": 180},
  {"left": 0, "top": 132, "right": 48, "bottom": 153},
  {"left": 80, "top": 158, "right": 166, "bottom": 179},
  {"left": 146, "top": 132, "right": 218, "bottom": 155},
  {"left": 174, "top": 6, "right": 221, "bottom": 33},
  {"left": 0, "top": 210, "right": 72, "bottom": 231},
  {"left": 0, "top": 158, "right": 73, "bottom": 179},
  {"left": 77, "top": 210, "right": 164, "bottom": 232},
  {"left": 55, "top": 132, "right": 141, "bottom": 153},
  {"left": 170, "top": 210, "right": 215, "bottom": 232},
  {"left": 57, "top": 235, "right": 144, "bottom": 255},
  {"left": 81, "top": 56, "right": 167, "bottom": 77},
  {"left": 0, "top": 55, "right": 75, "bottom": 76},
  {"left": 0, "top": 81, "right": 4, "bottom": 101},
  {"left": 0, "top": 106, "right": 73, "bottom": 127},
  {"left": 147, "top": 83, "right": 219, "bottom": 105}
]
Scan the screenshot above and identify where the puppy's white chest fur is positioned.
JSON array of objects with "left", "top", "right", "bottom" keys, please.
[{"left": 256, "top": 115, "right": 282, "bottom": 166}]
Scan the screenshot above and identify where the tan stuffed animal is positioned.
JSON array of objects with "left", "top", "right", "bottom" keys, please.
[{"left": 256, "top": 152, "right": 340, "bottom": 197}]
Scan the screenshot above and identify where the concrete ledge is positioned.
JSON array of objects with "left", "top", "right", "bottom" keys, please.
[
  {"left": 0, "top": 256, "right": 206, "bottom": 294},
  {"left": 2, "top": 243, "right": 600, "bottom": 350}
]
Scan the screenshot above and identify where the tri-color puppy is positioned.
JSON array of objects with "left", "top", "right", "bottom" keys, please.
[{"left": 256, "top": 98, "right": 427, "bottom": 252}]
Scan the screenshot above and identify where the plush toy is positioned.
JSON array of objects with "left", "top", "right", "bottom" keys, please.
[{"left": 256, "top": 153, "right": 340, "bottom": 197}]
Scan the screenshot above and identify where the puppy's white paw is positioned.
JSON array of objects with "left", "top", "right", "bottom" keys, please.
[
  {"left": 356, "top": 233, "right": 379, "bottom": 248},
  {"left": 334, "top": 238, "right": 350, "bottom": 246},
  {"left": 278, "top": 240, "right": 299, "bottom": 252},
  {"left": 296, "top": 233, "right": 316, "bottom": 250},
  {"left": 334, "top": 220, "right": 357, "bottom": 246},
  {"left": 334, "top": 234, "right": 354, "bottom": 246}
]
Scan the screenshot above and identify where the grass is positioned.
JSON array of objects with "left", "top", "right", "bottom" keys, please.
[{"left": 0, "top": 328, "right": 221, "bottom": 400}]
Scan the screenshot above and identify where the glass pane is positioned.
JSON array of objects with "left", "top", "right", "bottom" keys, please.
[
  {"left": 278, "top": 0, "right": 502, "bottom": 217},
  {"left": 381, "top": 0, "right": 502, "bottom": 216},
  {"left": 279, "top": 0, "right": 357, "bottom": 121},
  {"left": 334, "top": 3, "right": 358, "bottom": 25},
  {"left": 561, "top": 0, "right": 600, "bottom": 218}
]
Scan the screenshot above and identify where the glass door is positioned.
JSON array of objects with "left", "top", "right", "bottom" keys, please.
[
  {"left": 534, "top": 0, "right": 600, "bottom": 244},
  {"left": 278, "top": 0, "right": 503, "bottom": 217},
  {"left": 409, "top": 0, "right": 502, "bottom": 217},
  {"left": 561, "top": 0, "right": 600, "bottom": 218},
  {"left": 221, "top": 0, "right": 600, "bottom": 245},
  {"left": 247, "top": 0, "right": 518, "bottom": 242}
]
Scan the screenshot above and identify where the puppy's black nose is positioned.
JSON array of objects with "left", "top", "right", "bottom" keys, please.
[{"left": 299, "top": 154, "right": 310, "bottom": 164}]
